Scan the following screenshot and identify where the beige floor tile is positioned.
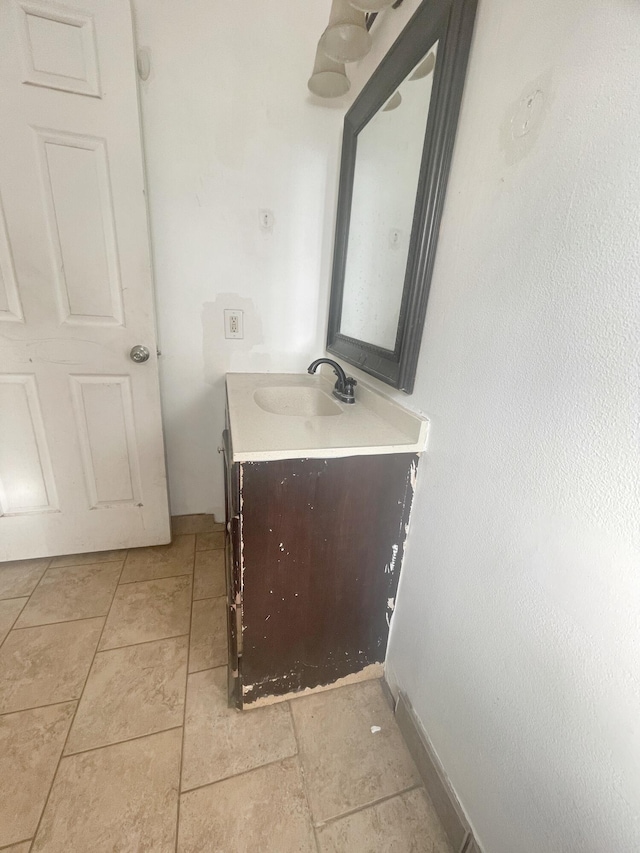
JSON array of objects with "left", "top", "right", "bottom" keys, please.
[
  {"left": 182, "top": 667, "right": 297, "bottom": 791},
  {"left": 316, "top": 788, "right": 453, "bottom": 852},
  {"left": 193, "top": 549, "right": 225, "bottom": 600},
  {"left": 0, "top": 618, "right": 103, "bottom": 714},
  {"left": 65, "top": 635, "right": 188, "bottom": 754},
  {"left": 15, "top": 562, "right": 122, "bottom": 628},
  {"left": 178, "top": 757, "right": 316, "bottom": 853},
  {"left": 49, "top": 549, "right": 127, "bottom": 569},
  {"left": 196, "top": 531, "right": 225, "bottom": 551},
  {"left": 291, "top": 679, "right": 420, "bottom": 823},
  {"left": 99, "top": 575, "right": 191, "bottom": 651},
  {"left": 0, "top": 559, "right": 49, "bottom": 600},
  {"left": 120, "top": 535, "right": 195, "bottom": 584},
  {"left": 0, "top": 701, "right": 76, "bottom": 847},
  {"left": 32, "top": 729, "right": 181, "bottom": 853},
  {"left": 189, "top": 597, "right": 227, "bottom": 673},
  {"left": 0, "top": 598, "right": 28, "bottom": 646},
  {"left": 172, "top": 514, "right": 219, "bottom": 535}
]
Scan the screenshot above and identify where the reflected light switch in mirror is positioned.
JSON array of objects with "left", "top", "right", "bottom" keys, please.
[
  {"left": 389, "top": 228, "right": 402, "bottom": 250},
  {"left": 259, "top": 209, "right": 274, "bottom": 231}
]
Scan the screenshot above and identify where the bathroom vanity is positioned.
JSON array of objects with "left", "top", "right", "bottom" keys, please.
[{"left": 223, "top": 372, "right": 428, "bottom": 708}]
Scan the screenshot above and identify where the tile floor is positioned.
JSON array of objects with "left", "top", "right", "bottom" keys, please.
[{"left": 0, "top": 514, "right": 453, "bottom": 852}]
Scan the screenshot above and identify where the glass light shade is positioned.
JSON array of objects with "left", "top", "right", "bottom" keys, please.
[
  {"left": 308, "top": 46, "right": 350, "bottom": 98},
  {"left": 319, "top": 0, "right": 372, "bottom": 63},
  {"left": 382, "top": 91, "right": 402, "bottom": 111},
  {"left": 410, "top": 51, "right": 436, "bottom": 81},
  {"left": 348, "top": 0, "right": 395, "bottom": 11}
]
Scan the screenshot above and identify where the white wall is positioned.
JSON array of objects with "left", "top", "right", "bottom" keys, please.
[
  {"left": 132, "top": 0, "right": 340, "bottom": 517},
  {"left": 132, "top": 0, "right": 640, "bottom": 846},
  {"left": 340, "top": 1, "right": 640, "bottom": 851}
]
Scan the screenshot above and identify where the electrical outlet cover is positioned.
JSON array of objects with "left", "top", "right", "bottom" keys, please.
[{"left": 224, "top": 309, "right": 244, "bottom": 339}]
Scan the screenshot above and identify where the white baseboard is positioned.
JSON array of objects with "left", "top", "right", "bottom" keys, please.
[{"left": 391, "top": 688, "right": 484, "bottom": 853}]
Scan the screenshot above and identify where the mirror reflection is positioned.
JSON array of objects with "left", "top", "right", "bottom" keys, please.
[{"left": 339, "top": 43, "right": 439, "bottom": 351}]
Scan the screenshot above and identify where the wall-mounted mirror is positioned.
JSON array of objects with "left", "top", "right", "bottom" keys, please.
[{"left": 327, "top": 0, "right": 477, "bottom": 392}]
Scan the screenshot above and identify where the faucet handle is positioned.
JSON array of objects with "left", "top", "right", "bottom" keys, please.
[{"left": 342, "top": 376, "right": 357, "bottom": 403}]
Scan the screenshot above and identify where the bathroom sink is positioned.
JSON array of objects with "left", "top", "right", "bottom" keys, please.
[
  {"left": 226, "top": 372, "right": 429, "bottom": 461},
  {"left": 254, "top": 386, "right": 342, "bottom": 417}
]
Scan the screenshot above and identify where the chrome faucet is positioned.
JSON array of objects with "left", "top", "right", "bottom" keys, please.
[{"left": 307, "top": 358, "right": 357, "bottom": 404}]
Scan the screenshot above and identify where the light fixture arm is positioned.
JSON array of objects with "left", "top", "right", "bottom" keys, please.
[{"left": 365, "top": 0, "right": 405, "bottom": 31}]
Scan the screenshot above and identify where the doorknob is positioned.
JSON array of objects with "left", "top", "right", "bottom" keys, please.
[{"left": 130, "top": 345, "right": 150, "bottom": 363}]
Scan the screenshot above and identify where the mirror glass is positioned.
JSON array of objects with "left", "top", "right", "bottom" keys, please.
[
  {"left": 327, "top": 0, "right": 477, "bottom": 391},
  {"left": 339, "top": 43, "right": 439, "bottom": 351}
]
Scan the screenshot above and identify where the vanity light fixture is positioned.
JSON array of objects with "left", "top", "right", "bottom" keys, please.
[
  {"left": 307, "top": 0, "right": 404, "bottom": 99},
  {"left": 318, "top": 0, "right": 372, "bottom": 64},
  {"left": 378, "top": 49, "right": 434, "bottom": 109},
  {"left": 409, "top": 50, "right": 436, "bottom": 80},
  {"left": 382, "top": 90, "right": 402, "bottom": 111},
  {"left": 348, "top": 0, "right": 396, "bottom": 12},
  {"left": 308, "top": 46, "right": 351, "bottom": 98},
  {"left": 363, "top": 0, "right": 405, "bottom": 31}
]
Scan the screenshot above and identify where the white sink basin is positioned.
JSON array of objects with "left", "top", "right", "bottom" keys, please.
[
  {"left": 226, "top": 372, "right": 429, "bottom": 462},
  {"left": 254, "top": 386, "right": 342, "bottom": 417}
]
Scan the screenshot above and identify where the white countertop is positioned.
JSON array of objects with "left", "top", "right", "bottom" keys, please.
[{"left": 226, "top": 372, "right": 429, "bottom": 462}]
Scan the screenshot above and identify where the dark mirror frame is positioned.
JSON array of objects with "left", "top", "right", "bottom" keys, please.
[{"left": 326, "top": 0, "right": 477, "bottom": 393}]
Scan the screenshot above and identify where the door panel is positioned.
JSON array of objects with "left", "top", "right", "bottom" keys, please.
[
  {"left": 69, "top": 375, "right": 143, "bottom": 509},
  {"left": 0, "top": 196, "right": 24, "bottom": 322},
  {"left": 16, "top": 1, "right": 101, "bottom": 96},
  {"left": 0, "top": 374, "right": 58, "bottom": 515},
  {"left": 36, "top": 130, "right": 124, "bottom": 325},
  {"left": 0, "top": 0, "right": 171, "bottom": 560}
]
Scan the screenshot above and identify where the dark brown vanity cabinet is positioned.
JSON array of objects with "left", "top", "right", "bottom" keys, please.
[{"left": 222, "top": 428, "right": 418, "bottom": 708}]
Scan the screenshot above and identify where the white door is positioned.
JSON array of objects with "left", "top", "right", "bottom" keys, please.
[{"left": 0, "top": 0, "right": 171, "bottom": 561}]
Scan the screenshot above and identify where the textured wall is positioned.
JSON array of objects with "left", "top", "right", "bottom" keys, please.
[
  {"left": 340, "top": 0, "right": 640, "bottom": 850},
  {"left": 132, "top": 0, "right": 339, "bottom": 516}
]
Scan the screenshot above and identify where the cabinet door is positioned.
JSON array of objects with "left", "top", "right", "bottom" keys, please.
[
  {"left": 240, "top": 453, "right": 417, "bottom": 705},
  {"left": 222, "top": 429, "right": 241, "bottom": 706},
  {"left": 227, "top": 515, "right": 242, "bottom": 707}
]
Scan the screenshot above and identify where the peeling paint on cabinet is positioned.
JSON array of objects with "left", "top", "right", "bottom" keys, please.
[{"left": 223, "top": 449, "right": 419, "bottom": 708}]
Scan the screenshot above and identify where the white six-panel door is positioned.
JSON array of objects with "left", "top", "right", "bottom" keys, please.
[{"left": 0, "top": 0, "right": 171, "bottom": 560}]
